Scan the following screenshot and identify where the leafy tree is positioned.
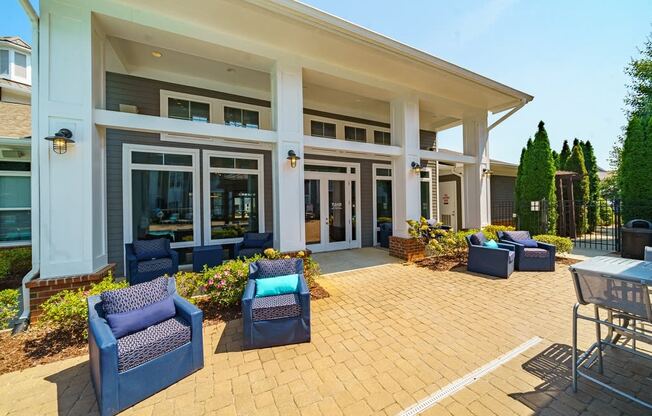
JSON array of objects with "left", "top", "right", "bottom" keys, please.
[
  {"left": 564, "top": 141, "right": 590, "bottom": 234},
  {"left": 559, "top": 140, "right": 571, "bottom": 169},
  {"left": 580, "top": 140, "right": 600, "bottom": 231},
  {"left": 516, "top": 122, "right": 557, "bottom": 234},
  {"left": 619, "top": 111, "right": 652, "bottom": 221},
  {"left": 599, "top": 174, "right": 620, "bottom": 200}
]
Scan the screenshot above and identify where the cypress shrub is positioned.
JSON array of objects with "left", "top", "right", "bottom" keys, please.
[
  {"left": 620, "top": 111, "right": 652, "bottom": 221},
  {"left": 564, "top": 140, "right": 590, "bottom": 234},
  {"left": 559, "top": 140, "right": 571, "bottom": 169},
  {"left": 580, "top": 140, "right": 600, "bottom": 231}
]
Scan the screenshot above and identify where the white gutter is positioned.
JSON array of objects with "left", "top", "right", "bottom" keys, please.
[{"left": 16, "top": 0, "right": 39, "bottom": 327}]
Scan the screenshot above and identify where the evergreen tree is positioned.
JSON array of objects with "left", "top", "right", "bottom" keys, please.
[
  {"left": 564, "top": 142, "right": 590, "bottom": 234},
  {"left": 620, "top": 110, "right": 652, "bottom": 221},
  {"left": 580, "top": 140, "right": 600, "bottom": 231},
  {"left": 559, "top": 140, "right": 571, "bottom": 169},
  {"left": 551, "top": 150, "right": 560, "bottom": 170},
  {"left": 516, "top": 122, "right": 557, "bottom": 234}
]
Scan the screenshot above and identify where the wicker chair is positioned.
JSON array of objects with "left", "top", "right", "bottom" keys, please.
[
  {"left": 465, "top": 232, "right": 515, "bottom": 278},
  {"left": 497, "top": 230, "right": 556, "bottom": 271}
]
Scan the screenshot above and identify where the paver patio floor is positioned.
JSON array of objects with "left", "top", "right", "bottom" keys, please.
[{"left": 1, "top": 261, "right": 651, "bottom": 415}]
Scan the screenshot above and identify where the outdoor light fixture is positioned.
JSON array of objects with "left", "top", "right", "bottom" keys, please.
[
  {"left": 44, "top": 128, "right": 74, "bottom": 155},
  {"left": 411, "top": 161, "right": 422, "bottom": 174},
  {"left": 287, "top": 150, "right": 301, "bottom": 168},
  {"left": 482, "top": 168, "right": 494, "bottom": 177},
  {"left": 151, "top": 51, "right": 162, "bottom": 58}
]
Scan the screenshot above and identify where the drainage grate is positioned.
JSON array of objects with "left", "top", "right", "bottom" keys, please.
[{"left": 398, "top": 336, "right": 542, "bottom": 416}]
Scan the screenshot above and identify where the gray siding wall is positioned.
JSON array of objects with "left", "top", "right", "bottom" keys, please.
[
  {"left": 106, "top": 129, "right": 273, "bottom": 275},
  {"left": 305, "top": 154, "right": 389, "bottom": 247},
  {"left": 419, "top": 130, "right": 437, "bottom": 151}
]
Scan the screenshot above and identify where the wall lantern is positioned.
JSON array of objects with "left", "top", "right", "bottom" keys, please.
[
  {"left": 482, "top": 168, "right": 494, "bottom": 177},
  {"left": 287, "top": 150, "right": 301, "bottom": 168},
  {"left": 411, "top": 161, "right": 422, "bottom": 174},
  {"left": 45, "top": 128, "right": 74, "bottom": 155}
]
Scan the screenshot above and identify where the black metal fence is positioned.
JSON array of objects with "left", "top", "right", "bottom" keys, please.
[{"left": 491, "top": 199, "right": 623, "bottom": 252}]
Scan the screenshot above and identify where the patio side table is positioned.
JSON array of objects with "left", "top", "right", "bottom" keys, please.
[{"left": 193, "top": 245, "right": 224, "bottom": 272}]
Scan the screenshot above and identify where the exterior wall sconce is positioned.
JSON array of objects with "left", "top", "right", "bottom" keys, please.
[
  {"left": 287, "top": 150, "right": 301, "bottom": 168},
  {"left": 45, "top": 128, "right": 75, "bottom": 154},
  {"left": 482, "top": 168, "right": 494, "bottom": 177},
  {"left": 411, "top": 161, "right": 422, "bottom": 174}
]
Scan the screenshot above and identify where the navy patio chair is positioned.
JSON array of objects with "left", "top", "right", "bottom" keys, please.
[
  {"left": 125, "top": 238, "right": 179, "bottom": 285},
  {"left": 465, "top": 232, "right": 515, "bottom": 278},
  {"left": 87, "top": 277, "right": 203, "bottom": 416},
  {"left": 497, "top": 230, "right": 556, "bottom": 271},
  {"left": 234, "top": 232, "right": 273, "bottom": 258},
  {"left": 241, "top": 258, "right": 310, "bottom": 349}
]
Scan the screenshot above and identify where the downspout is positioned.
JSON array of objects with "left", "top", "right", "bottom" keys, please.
[{"left": 15, "top": 0, "right": 40, "bottom": 331}]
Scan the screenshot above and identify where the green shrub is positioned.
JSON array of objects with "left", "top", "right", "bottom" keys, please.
[
  {"left": 0, "top": 289, "right": 19, "bottom": 329},
  {"left": 39, "top": 273, "right": 127, "bottom": 338},
  {"left": 532, "top": 234, "right": 573, "bottom": 254},
  {"left": 0, "top": 247, "right": 32, "bottom": 281},
  {"left": 174, "top": 270, "right": 208, "bottom": 304},
  {"left": 482, "top": 225, "right": 515, "bottom": 241},
  {"left": 598, "top": 199, "right": 614, "bottom": 226}
]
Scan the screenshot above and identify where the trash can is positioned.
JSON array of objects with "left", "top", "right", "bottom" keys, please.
[{"left": 621, "top": 219, "right": 652, "bottom": 259}]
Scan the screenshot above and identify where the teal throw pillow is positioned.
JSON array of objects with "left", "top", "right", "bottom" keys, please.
[
  {"left": 255, "top": 274, "right": 300, "bottom": 297},
  {"left": 483, "top": 239, "right": 499, "bottom": 249}
]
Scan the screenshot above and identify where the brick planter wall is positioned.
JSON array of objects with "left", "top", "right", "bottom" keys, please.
[
  {"left": 26, "top": 263, "right": 116, "bottom": 322},
  {"left": 389, "top": 236, "right": 425, "bottom": 262}
]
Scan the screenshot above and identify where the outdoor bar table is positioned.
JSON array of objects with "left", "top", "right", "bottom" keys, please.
[{"left": 569, "top": 256, "right": 652, "bottom": 410}]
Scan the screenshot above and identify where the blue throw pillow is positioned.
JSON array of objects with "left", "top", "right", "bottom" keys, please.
[
  {"left": 483, "top": 239, "right": 499, "bottom": 249},
  {"left": 515, "top": 238, "right": 538, "bottom": 248},
  {"left": 132, "top": 239, "right": 168, "bottom": 260},
  {"left": 255, "top": 274, "right": 299, "bottom": 297},
  {"left": 106, "top": 295, "right": 176, "bottom": 338}
]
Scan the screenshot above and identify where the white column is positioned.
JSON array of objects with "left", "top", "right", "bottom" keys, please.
[
  {"left": 271, "top": 60, "right": 305, "bottom": 251},
  {"left": 391, "top": 96, "right": 421, "bottom": 238},
  {"left": 38, "top": 1, "right": 107, "bottom": 278},
  {"left": 462, "top": 112, "right": 491, "bottom": 229}
]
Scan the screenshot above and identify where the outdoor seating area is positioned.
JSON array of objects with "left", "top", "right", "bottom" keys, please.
[{"left": 2, "top": 256, "right": 651, "bottom": 416}]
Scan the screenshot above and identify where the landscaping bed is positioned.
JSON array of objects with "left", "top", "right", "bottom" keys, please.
[{"left": 0, "top": 250, "right": 327, "bottom": 375}]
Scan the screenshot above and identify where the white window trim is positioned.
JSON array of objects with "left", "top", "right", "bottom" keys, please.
[
  {"left": 160, "top": 89, "right": 271, "bottom": 131},
  {"left": 202, "top": 150, "right": 265, "bottom": 246},
  {"left": 0, "top": 170, "right": 31, "bottom": 246},
  {"left": 308, "top": 119, "right": 337, "bottom": 139},
  {"left": 122, "top": 144, "right": 201, "bottom": 251},
  {"left": 372, "top": 163, "right": 393, "bottom": 246},
  {"left": 304, "top": 114, "right": 390, "bottom": 145},
  {"left": 0, "top": 48, "right": 31, "bottom": 84}
]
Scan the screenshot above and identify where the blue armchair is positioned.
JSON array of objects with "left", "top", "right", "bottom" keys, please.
[
  {"left": 242, "top": 258, "right": 310, "bottom": 349},
  {"left": 465, "top": 232, "right": 515, "bottom": 278},
  {"left": 88, "top": 277, "right": 203, "bottom": 416},
  {"left": 497, "top": 230, "right": 556, "bottom": 271},
  {"left": 234, "top": 232, "right": 273, "bottom": 258},
  {"left": 125, "top": 238, "right": 179, "bottom": 285}
]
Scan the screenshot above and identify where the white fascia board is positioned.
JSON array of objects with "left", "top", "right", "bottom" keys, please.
[
  {"left": 93, "top": 109, "right": 277, "bottom": 143},
  {"left": 420, "top": 149, "right": 476, "bottom": 165},
  {"left": 303, "top": 135, "right": 401, "bottom": 157},
  {"left": 251, "top": 0, "right": 533, "bottom": 103}
]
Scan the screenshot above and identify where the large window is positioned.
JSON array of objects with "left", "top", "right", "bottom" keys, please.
[
  {"left": 203, "top": 152, "right": 264, "bottom": 243},
  {"left": 373, "top": 165, "right": 392, "bottom": 246},
  {"left": 420, "top": 169, "right": 432, "bottom": 219},
  {"left": 224, "top": 107, "right": 259, "bottom": 129},
  {"left": 124, "top": 146, "right": 200, "bottom": 249},
  {"left": 0, "top": 163, "right": 31, "bottom": 244},
  {"left": 344, "top": 126, "right": 367, "bottom": 143},
  {"left": 310, "top": 121, "right": 336, "bottom": 138},
  {"left": 374, "top": 130, "right": 391, "bottom": 146},
  {"left": 167, "top": 98, "right": 210, "bottom": 122}
]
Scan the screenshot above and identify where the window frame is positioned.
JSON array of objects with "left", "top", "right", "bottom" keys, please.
[
  {"left": 344, "top": 125, "right": 368, "bottom": 143},
  {"left": 202, "top": 150, "right": 265, "bottom": 245},
  {"left": 0, "top": 49, "right": 8, "bottom": 77},
  {"left": 310, "top": 120, "right": 337, "bottom": 139},
  {"left": 13, "top": 52, "right": 27, "bottom": 79},
  {"left": 420, "top": 167, "right": 433, "bottom": 220},
  {"left": 0, "top": 169, "right": 31, "bottom": 247},
  {"left": 122, "top": 144, "right": 201, "bottom": 251},
  {"left": 372, "top": 163, "right": 394, "bottom": 247},
  {"left": 373, "top": 130, "right": 391, "bottom": 146},
  {"left": 223, "top": 106, "right": 260, "bottom": 129},
  {"left": 162, "top": 91, "right": 213, "bottom": 123}
]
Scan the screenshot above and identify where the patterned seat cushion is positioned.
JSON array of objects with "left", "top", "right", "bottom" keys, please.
[
  {"left": 255, "top": 258, "right": 302, "bottom": 278},
  {"left": 523, "top": 248, "right": 550, "bottom": 258},
  {"left": 117, "top": 317, "right": 191, "bottom": 373},
  {"left": 502, "top": 230, "right": 531, "bottom": 242},
  {"left": 252, "top": 293, "right": 301, "bottom": 321},
  {"left": 137, "top": 257, "right": 173, "bottom": 274},
  {"left": 101, "top": 277, "right": 169, "bottom": 315}
]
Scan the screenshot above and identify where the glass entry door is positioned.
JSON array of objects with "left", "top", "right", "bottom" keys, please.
[{"left": 304, "top": 169, "right": 359, "bottom": 252}]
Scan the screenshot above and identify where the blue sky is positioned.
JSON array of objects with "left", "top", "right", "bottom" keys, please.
[{"left": 3, "top": 0, "right": 652, "bottom": 168}]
